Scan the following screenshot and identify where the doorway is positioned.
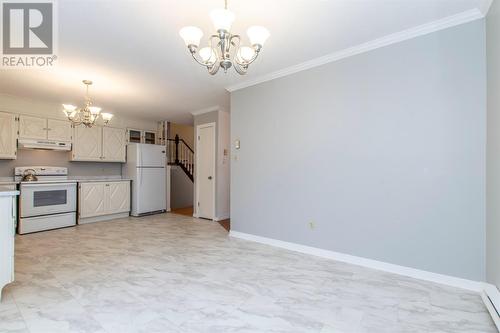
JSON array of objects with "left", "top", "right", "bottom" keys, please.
[{"left": 195, "top": 123, "right": 216, "bottom": 219}]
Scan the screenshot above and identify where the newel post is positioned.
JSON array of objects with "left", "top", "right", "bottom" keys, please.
[{"left": 174, "top": 134, "right": 180, "bottom": 164}]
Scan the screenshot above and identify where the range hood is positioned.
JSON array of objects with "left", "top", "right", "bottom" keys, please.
[{"left": 18, "top": 139, "right": 72, "bottom": 151}]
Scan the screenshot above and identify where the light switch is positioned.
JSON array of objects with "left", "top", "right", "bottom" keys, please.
[{"left": 235, "top": 139, "right": 240, "bottom": 149}]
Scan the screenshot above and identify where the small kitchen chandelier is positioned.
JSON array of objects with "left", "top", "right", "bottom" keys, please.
[
  {"left": 62, "top": 80, "right": 113, "bottom": 128},
  {"left": 179, "top": 0, "right": 270, "bottom": 75}
]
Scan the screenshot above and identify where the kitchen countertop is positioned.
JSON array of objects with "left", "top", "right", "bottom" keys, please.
[
  {"left": 0, "top": 177, "right": 132, "bottom": 185},
  {"left": 0, "top": 187, "right": 19, "bottom": 196},
  {"left": 0, "top": 177, "right": 18, "bottom": 186},
  {"left": 69, "top": 177, "right": 131, "bottom": 183}
]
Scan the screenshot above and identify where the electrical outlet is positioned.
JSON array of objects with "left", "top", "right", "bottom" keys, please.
[{"left": 309, "top": 221, "right": 315, "bottom": 230}]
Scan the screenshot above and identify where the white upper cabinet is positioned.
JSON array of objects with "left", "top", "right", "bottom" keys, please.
[
  {"left": 47, "top": 119, "right": 72, "bottom": 141},
  {"left": 72, "top": 126, "right": 126, "bottom": 162},
  {"left": 0, "top": 112, "right": 17, "bottom": 160},
  {"left": 19, "top": 115, "right": 46, "bottom": 140},
  {"left": 19, "top": 115, "right": 72, "bottom": 142},
  {"left": 102, "top": 127, "right": 126, "bottom": 162},
  {"left": 72, "top": 126, "right": 102, "bottom": 161}
]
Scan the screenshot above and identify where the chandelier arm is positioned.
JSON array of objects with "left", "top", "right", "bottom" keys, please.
[
  {"left": 234, "top": 63, "right": 247, "bottom": 75},
  {"left": 208, "top": 60, "right": 221, "bottom": 75},
  {"left": 229, "top": 34, "right": 241, "bottom": 47}
]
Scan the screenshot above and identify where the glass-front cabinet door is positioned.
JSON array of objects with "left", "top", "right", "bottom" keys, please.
[
  {"left": 144, "top": 131, "right": 156, "bottom": 145},
  {"left": 127, "top": 129, "right": 157, "bottom": 145},
  {"left": 128, "top": 129, "right": 142, "bottom": 143}
]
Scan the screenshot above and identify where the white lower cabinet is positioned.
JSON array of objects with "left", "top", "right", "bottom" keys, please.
[
  {"left": 79, "top": 182, "right": 106, "bottom": 218},
  {"left": 78, "top": 181, "right": 130, "bottom": 223},
  {"left": 0, "top": 192, "right": 17, "bottom": 300}
]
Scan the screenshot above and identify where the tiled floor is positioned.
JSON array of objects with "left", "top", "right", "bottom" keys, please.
[{"left": 0, "top": 213, "right": 496, "bottom": 333}]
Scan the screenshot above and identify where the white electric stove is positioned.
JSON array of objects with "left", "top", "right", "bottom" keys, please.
[{"left": 15, "top": 167, "right": 77, "bottom": 234}]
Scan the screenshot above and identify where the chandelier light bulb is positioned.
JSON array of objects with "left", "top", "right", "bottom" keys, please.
[
  {"left": 101, "top": 113, "right": 114, "bottom": 122},
  {"left": 210, "top": 8, "right": 235, "bottom": 31},
  {"left": 198, "top": 47, "right": 217, "bottom": 64},
  {"left": 179, "top": 26, "right": 203, "bottom": 47},
  {"left": 62, "top": 104, "right": 77, "bottom": 111},
  {"left": 247, "top": 26, "right": 270, "bottom": 46},
  {"left": 237, "top": 46, "right": 256, "bottom": 63},
  {"left": 89, "top": 106, "right": 102, "bottom": 115}
]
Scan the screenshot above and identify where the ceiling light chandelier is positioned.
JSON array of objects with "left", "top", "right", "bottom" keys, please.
[
  {"left": 179, "top": 0, "right": 270, "bottom": 75},
  {"left": 62, "top": 80, "right": 113, "bottom": 128}
]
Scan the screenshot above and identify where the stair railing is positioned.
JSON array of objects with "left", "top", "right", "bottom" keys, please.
[{"left": 167, "top": 135, "right": 194, "bottom": 182}]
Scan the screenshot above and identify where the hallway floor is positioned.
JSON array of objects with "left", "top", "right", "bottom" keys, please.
[{"left": 0, "top": 213, "right": 495, "bottom": 333}]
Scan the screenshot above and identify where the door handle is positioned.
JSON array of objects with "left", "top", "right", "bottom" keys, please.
[{"left": 208, "top": 176, "right": 212, "bottom": 180}]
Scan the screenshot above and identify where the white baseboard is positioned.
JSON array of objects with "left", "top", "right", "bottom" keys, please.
[
  {"left": 482, "top": 283, "right": 500, "bottom": 331},
  {"left": 229, "top": 231, "right": 482, "bottom": 292},
  {"left": 78, "top": 212, "right": 130, "bottom": 225}
]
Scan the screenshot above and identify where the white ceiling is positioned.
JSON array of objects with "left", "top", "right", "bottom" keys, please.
[{"left": 0, "top": 0, "right": 491, "bottom": 124}]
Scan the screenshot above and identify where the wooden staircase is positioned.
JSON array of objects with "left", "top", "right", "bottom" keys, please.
[{"left": 167, "top": 135, "right": 194, "bottom": 182}]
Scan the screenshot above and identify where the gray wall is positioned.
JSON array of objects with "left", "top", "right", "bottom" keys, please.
[
  {"left": 231, "top": 21, "right": 486, "bottom": 281},
  {"left": 0, "top": 149, "right": 121, "bottom": 177},
  {"left": 487, "top": 2, "right": 500, "bottom": 289},
  {"left": 170, "top": 165, "right": 194, "bottom": 209}
]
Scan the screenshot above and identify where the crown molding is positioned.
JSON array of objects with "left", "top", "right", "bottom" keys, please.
[
  {"left": 226, "top": 8, "right": 484, "bottom": 92},
  {"left": 479, "top": 0, "right": 493, "bottom": 16},
  {"left": 190, "top": 105, "right": 220, "bottom": 116}
]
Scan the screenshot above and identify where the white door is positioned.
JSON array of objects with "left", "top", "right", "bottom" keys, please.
[
  {"left": 196, "top": 124, "right": 215, "bottom": 219},
  {"left": 19, "top": 115, "right": 47, "bottom": 140},
  {"left": 47, "top": 119, "right": 72, "bottom": 141},
  {"left": 102, "top": 127, "right": 126, "bottom": 162},
  {"left": 106, "top": 182, "right": 130, "bottom": 214},
  {"left": 79, "top": 183, "right": 106, "bottom": 218},
  {"left": 72, "top": 126, "right": 102, "bottom": 161},
  {"left": 0, "top": 112, "right": 17, "bottom": 159}
]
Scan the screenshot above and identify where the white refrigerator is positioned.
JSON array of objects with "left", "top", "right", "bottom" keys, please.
[{"left": 123, "top": 144, "right": 167, "bottom": 216}]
